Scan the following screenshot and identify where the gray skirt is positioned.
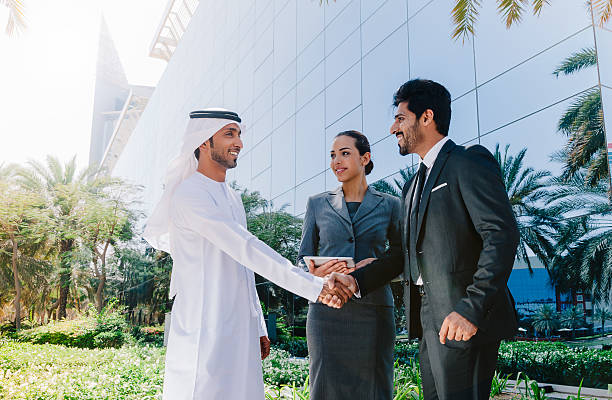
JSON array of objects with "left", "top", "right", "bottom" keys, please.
[{"left": 306, "top": 301, "right": 396, "bottom": 400}]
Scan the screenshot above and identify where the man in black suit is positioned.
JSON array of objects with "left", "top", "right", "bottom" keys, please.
[{"left": 329, "top": 79, "right": 520, "bottom": 400}]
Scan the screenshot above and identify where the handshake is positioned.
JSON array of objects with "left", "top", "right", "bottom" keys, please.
[{"left": 312, "top": 258, "right": 375, "bottom": 308}]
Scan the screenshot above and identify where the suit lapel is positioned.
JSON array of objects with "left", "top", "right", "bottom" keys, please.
[
  {"left": 352, "top": 187, "right": 383, "bottom": 224},
  {"left": 326, "top": 186, "right": 352, "bottom": 225},
  {"left": 416, "top": 140, "right": 456, "bottom": 235}
]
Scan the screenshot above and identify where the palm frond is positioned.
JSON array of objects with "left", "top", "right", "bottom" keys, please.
[
  {"left": 497, "top": 0, "right": 528, "bottom": 28},
  {"left": 451, "top": 0, "right": 481, "bottom": 42},
  {"left": 1, "top": 0, "right": 26, "bottom": 36},
  {"left": 592, "top": 0, "right": 612, "bottom": 26},
  {"left": 552, "top": 47, "right": 597, "bottom": 77},
  {"left": 532, "top": 0, "right": 550, "bottom": 15}
]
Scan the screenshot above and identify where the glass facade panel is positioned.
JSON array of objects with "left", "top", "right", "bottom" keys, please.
[
  {"left": 273, "top": 88, "right": 296, "bottom": 130},
  {"left": 474, "top": 0, "right": 591, "bottom": 85},
  {"left": 296, "top": 93, "right": 326, "bottom": 184},
  {"left": 449, "top": 91, "right": 479, "bottom": 145},
  {"left": 271, "top": 116, "right": 296, "bottom": 198},
  {"left": 408, "top": 0, "right": 476, "bottom": 99},
  {"left": 480, "top": 98, "right": 574, "bottom": 178},
  {"left": 596, "top": 27, "right": 612, "bottom": 87},
  {"left": 325, "top": 63, "right": 362, "bottom": 126},
  {"left": 296, "top": 0, "right": 324, "bottom": 53},
  {"left": 273, "top": 60, "right": 296, "bottom": 105},
  {"left": 295, "top": 173, "right": 325, "bottom": 215},
  {"left": 362, "top": 26, "right": 409, "bottom": 144},
  {"left": 296, "top": 62, "right": 324, "bottom": 110},
  {"left": 325, "top": 29, "right": 360, "bottom": 86},
  {"left": 325, "top": 105, "right": 363, "bottom": 152},
  {"left": 274, "top": 0, "right": 297, "bottom": 77},
  {"left": 297, "top": 33, "right": 324, "bottom": 81},
  {"left": 272, "top": 188, "right": 295, "bottom": 214},
  {"left": 324, "top": 0, "right": 360, "bottom": 55},
  {"left": 478, "top": 29, "right": 597, "bottom": 135},
  {"left": 361, "top": 0, "right": 406, "bottom": 56}
]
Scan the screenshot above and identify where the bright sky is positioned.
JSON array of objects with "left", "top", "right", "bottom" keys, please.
[{"left": 0, "top": 0, "right": 167, "bottom": 170}]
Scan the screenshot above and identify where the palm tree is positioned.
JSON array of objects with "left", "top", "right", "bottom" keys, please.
[
  {"left": 493, "top": 143, "right": 557, "bottom": 271},
  {"left": 450, "top": 1, "right": 611, "bottom": 42},
  {"left": 532, "top": 304, "right": 560, "bottom": 338},
  {"left": 593, "top": 306, "right": 612, "bottom": 336},
  {"left": 552, "top": 48, "right": 606, "bottom": 186},
  {"left": 1, "top": 0, "right": 26, "bottom": 36},
  {"left": 371, "top": 165, "right": 415, "bottom": 198},
  {"left": 14, "top": 155, "right": 94, "bottom": 320},
  {"left": 545, "top": 173, "right": 612, "bottom": 303},
  {"left": 560, "top": 306, "right": 585, "bottom": 338}
]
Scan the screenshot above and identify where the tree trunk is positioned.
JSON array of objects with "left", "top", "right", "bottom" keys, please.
[
  {"left": 10, "top": 233, "right": 21, "bottom": 330},
  {"left": 96, "top": 275, "right": 106, "bottom": 313},
  {"left": 57, "top": 239, "right": 74, "bottom": 320}
]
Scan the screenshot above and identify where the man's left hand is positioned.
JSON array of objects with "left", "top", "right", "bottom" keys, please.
[
  {"left": 260, "top": 336, "right": 271, "bottom": 360},
  {"left": 439, "top": 312, "right": 478, "bottom": 344}
]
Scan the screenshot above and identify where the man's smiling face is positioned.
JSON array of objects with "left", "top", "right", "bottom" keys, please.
[
  {"left": 390, "top": 101, "right": 421, "bottom": 156},
  {"left": 208, "top": 123, "right": 242, "bottom": 169}
]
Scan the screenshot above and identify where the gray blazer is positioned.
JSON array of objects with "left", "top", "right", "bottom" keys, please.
[{"left": 297, "top": 186, "right": 401, "bottom": 306}]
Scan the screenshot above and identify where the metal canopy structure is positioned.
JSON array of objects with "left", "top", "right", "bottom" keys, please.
[
  {"left": 99, "top": 86, "right": 154, "bottom": 174},
  {"left": 149, "top": 0, "right": 200, "bottom": 62}
]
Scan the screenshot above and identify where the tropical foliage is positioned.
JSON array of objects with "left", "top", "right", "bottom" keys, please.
[
  {"left": 493, "top": 143, "right": 556, "bottom": 270},
  {"left": 553, "top": 48, "right": 605, "bottom": 186},
  {"left": 1, "top": 0, "right": 26, "bottom": 36},
  {"left": 593, "top": 306, "right": 612, "bottom": 335},
  {"left": 450, "top": 0, "right": 611, "bottom": 42},
  {"left": 531, "top": 304, "right": 560, "bottom": 338}
]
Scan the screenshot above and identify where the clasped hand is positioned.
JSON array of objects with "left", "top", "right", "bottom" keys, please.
[{"left": 310, "top": 260, "right": 358, "bottom": 308}]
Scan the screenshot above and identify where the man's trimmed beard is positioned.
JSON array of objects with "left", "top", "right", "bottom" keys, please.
[
  {"left": 398, "top": 121, "right": 419, "bottom": 156},
  {"left": 209, "top": 140, "right": 238, "bottom": 169}
]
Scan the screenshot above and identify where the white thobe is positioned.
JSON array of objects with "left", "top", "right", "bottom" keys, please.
[{"left": 163, "top": 172, "right": 324, "bottom": 400}]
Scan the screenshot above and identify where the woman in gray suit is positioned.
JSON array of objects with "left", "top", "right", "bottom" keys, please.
[{"left": 297, "top": 130, "right": 401, "bottom": 400}]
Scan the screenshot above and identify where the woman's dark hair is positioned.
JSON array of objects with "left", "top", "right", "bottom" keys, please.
[
  {"left": 393, "top": 79, "right": 451, "bottom": 136},
  {"left": 335, "top": 130, "right": 374, "bottom": 175}
]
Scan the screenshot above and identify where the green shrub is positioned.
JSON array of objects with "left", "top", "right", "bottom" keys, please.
[
  {"left": 394, "top": 341, "right": 420, "bottom": 364},
  {"left": 497, "top": 341, "right": 612, "bottom": 389},
  {"left": 132, "top": 325, "right": 165, "bottom": 347},
  {"left": 273, "top": 336, "right": 308, "bottom": 357},
  {"left": 15, "top": 308, "right": 129, "bottom": 349}
]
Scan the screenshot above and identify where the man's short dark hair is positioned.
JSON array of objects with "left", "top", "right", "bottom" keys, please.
[
  {"left": 393, "top": 79, "right": 452, "bottom": 136},
  {"left": 194, "top": 137, "right": 214, "bottom": 161}
]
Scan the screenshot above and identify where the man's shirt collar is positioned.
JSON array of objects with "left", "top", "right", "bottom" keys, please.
[{"left": 420, "top": 136, "right": 450, "bottom": 169}]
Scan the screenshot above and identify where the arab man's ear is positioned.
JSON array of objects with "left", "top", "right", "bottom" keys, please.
[{"left": 421, "top": 109, "right": 435, "bottom": 126}]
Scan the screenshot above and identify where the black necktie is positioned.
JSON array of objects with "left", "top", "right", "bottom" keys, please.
[{"left": 409, "top": 163, "right": 428, "bottom": 283}]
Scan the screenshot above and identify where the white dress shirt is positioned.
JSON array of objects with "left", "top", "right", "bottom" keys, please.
[{"left": 412, "top": 136, "right": 450, "bottom": 285}]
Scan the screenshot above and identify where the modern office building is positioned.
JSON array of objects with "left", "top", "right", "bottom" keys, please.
[
  {"left": 90, "top": 0, "right": 612, "bottom": 311},
  {"left": 89, "top": 18, "right": 154, "bottom": 174},
  {"left": 96, "top": 0, "right": 611, "bottom": 217}
]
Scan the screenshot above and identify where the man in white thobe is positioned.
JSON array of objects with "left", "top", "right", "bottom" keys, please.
[{"left": 143, "top": 109, "right": 355, "bottom": 399}]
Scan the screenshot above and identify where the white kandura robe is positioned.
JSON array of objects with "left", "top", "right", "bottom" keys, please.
[{"left": 163, "top": 172, "right": 324, "bottom": 400}]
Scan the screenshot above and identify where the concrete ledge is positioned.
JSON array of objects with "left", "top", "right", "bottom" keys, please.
[{"left": 505, "top": 379, "right": 612, "bottom": 399}]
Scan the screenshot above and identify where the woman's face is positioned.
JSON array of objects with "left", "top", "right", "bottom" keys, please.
[{"left": 330, "top": 135, "right": 369, "bottom": 183}]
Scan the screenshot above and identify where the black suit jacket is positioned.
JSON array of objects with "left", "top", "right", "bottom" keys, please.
[{"left": 351, "top": 139, "right": 520, "bottom": 343}]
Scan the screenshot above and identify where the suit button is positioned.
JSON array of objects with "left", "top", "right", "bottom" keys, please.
[{"left": 348, "top": 237, "right": 354, "bottom": 243}]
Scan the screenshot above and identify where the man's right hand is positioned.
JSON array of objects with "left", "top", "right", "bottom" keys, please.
[
  {"left": 318, "top": 272, "right": 358, "bottom": 308},
  {"left": 308, "top": 259, "right": 351, "bottom": 277}
]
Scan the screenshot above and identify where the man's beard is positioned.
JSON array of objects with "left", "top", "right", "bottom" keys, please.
[
  {"left": 398, "top": 122, "right": 419, "bottom": 156},
  {"left": 211, "top": 147, "right": 238, "bottom": 169}
]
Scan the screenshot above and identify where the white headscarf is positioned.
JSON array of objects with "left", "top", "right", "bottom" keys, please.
[{"left": 143, "top": 108, "right": 243, "bottom": 253}]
